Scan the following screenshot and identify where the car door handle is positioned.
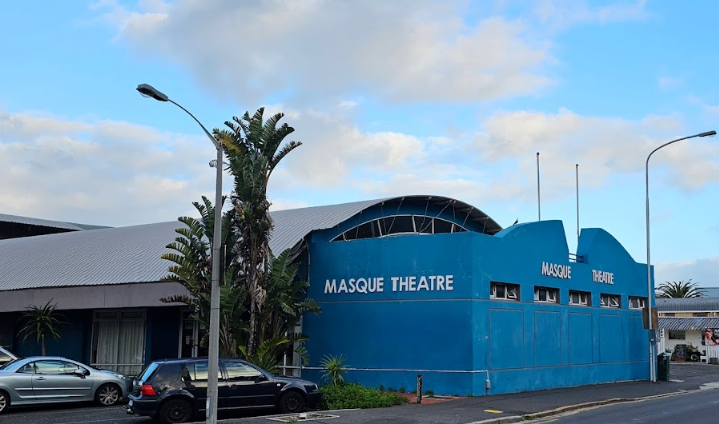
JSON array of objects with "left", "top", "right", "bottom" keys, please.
[{"left": 35, "top": 377, "right": 46, "bottom": 381}]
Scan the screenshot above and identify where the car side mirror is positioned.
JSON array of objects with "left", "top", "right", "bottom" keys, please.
[
  {"left": 73, "top": 369, "right": 87, "bottom": 378},
  {"left": 255, "top": 374, "right": 268, "bottom": 383}
]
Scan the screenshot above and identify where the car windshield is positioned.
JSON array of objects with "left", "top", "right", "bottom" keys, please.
[
  {"left": 138, "top": 362, "right": 160, "bottom": 382},
  {"left": 0, "top": 358, "right": 21, "bottom": 370}
]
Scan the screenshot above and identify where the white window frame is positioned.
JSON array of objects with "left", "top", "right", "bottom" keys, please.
[
  {"left": 668, "top": 330, "right": 686, "bottom": 340},
  {"left": 628, "top": 296, "right": 647, "bottom": 310},
  {"left": 332, "top": 215, "right": 469, "bottom": 241},
  {"left": 91, "top": 309, "right": 146, "bottom": 375},
  {"left": 534, "top": 286, "right": 559, "bottom": 303},
  {"left": 600, "top": 294, "right": 621, "bottom": 308},
  {"left": 569, "top": 290, "right": 590, "bottom": 306},
  {"left": 491, "top": 282, "right": 519, "bottom": 301}
]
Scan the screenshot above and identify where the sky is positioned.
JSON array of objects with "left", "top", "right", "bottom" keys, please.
[{"left": 0, "top": 0, "right": 717, "bottom": 286}]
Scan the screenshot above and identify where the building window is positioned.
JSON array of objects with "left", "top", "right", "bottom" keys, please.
[
  {"left": 491, "top": 282, "right": 519, "bottom": 301},
  {"left": 600, "top": 293, "right": 621, "bottom": 308},
  {"left": 628, "top": 296, "right": 647, "bottom": 310},
  {"left": 668, "top": 330, "right": 686, "bottom": 340},
  {"left": 332, "top": 215, "right": 468, "bottom": 241},
  {"left": 534, "top": 286, "right": 559, "bottom": 303},
  {"left": 91, "top": 309, "right": 146, "bottom": 376},
  {"left": 569, "top": 290, "right": 591, "bottom": 306}
]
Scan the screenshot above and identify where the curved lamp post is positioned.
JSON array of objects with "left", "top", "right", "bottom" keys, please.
[
  {"left": 137, "top": 83, "right": 223, "bottom": 424},
  {"left": 645, "top": 130, "right": 716, "bottom": 382}
]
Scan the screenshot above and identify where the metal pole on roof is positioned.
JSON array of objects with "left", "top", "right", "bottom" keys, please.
[
  {"left": 536, "top": 152, "right": 541, "bottom": 221},
  {"left": 645, "top": 130, "right": 716, "bottom": 383},
  {"left": 137, "top": 83, "right": 223, "bottom": 424},
  {"left": 576, "top": 164, "right": 580, "bottom": 243}
]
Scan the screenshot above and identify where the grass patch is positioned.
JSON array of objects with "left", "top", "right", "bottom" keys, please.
[{"left": 320, "top": 384, "right": 409, "bottom": 409}]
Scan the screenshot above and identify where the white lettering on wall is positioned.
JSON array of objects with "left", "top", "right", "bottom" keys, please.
[
  {"left": 325, "top": 275, "right": 453, "bottom": 294},
  {"left": 592, "top": 270, "right": 614, "bottom": 285},
  {"left": 540, "top": 262, "right": 572, "bottom": 279}
]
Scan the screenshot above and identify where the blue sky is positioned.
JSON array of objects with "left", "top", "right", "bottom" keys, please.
[{"left": 1, "top": 0, "right": 717, "bottom": 286}]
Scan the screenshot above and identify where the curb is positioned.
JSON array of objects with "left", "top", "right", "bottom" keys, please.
[{"left": 463, "top": 389, "right": 697, "bottom": 424}]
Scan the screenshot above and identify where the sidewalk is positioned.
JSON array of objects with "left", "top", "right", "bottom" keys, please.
[{"left": 217, "top": 362, "right": 719, "bottom": 424}]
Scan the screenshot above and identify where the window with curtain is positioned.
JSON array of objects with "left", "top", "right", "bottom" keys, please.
[{"left": 91, "top": 310, "right": 146, "bottom": 376}]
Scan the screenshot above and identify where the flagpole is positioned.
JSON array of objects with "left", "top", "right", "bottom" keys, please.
[
  {"left": 576, "top": 163, "right": 580, "bottom": 242},
  {"left": 536, "top": 152, "right": 541, "bottom": 221}
]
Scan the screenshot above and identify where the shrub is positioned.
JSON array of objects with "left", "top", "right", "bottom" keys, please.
[
  {"left": 319, "top": 354, "right": 347, "bottom": 386},
  {"left": 320, "top": 384, "right": 409, "bottom": 409},
  {"left": 378, "top": 384, "right": 384, "bottom": 392},
  {"left": 399, "top": 387, "right": 406, "bottom": 393},
  {"left": 387, "top": 387, "right": 397, "bottom": 393}
]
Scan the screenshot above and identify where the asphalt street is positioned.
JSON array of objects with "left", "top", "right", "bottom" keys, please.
[
  {"left": 3, "top": 362, "right": 719, "bottom": 424},
  {"left": 526, "top": 388, "right": 719, "bottom": 424}
]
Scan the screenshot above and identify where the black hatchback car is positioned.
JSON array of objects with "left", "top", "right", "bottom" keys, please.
[{"left": 126, "top": 358, "right": 320, "bottom": 423}]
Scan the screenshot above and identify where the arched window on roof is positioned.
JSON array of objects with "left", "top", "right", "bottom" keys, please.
[{"left": 332, "top": 214, "right": 468, "bottom": 242}]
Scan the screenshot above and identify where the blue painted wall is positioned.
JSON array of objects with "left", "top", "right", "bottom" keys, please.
[
  {"left": 4, "top": 307, "right": 181, "bottom": 370},
  {"left": 302, "top": 212, "right": 651, "bottom": 396},
  {"left": 11, "top": 310, "right": 93, "bottom": 361}
]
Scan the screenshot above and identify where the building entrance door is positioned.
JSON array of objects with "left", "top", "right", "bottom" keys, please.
[{"left": 180, "top": 311, "right": 208, "bottom": 358}]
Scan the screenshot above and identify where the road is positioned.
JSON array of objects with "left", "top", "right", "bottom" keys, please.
[
  {"left": 0, "top": 403, "right": 145, "bottom": 424},
  {"left": 0, "top": 402, "right": 274, "bottom": 424},
  {"left": 528, "top": 389, "right": 719, "bottom": 424}
]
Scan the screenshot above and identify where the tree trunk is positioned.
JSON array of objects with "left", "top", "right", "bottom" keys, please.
[
  {"left": 248, "top": 296, "right": 257, "bottom": 356},
  {"left": 41, "top": 335, "right": 46, "bottom": 356}
]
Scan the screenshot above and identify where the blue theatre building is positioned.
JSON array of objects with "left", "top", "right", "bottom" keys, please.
[{"left": 0, "top": 195, "right": 652, "bottom": 396}]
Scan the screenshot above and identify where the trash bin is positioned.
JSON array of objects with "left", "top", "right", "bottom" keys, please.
[{"left": 657, "top": 353, "right": 671, "bottom": 381}]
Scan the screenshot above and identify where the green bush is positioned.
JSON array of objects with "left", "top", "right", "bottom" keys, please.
[
  {"left": 320, "top": 384, "right": 409, "bottom": 409},
  {"left": 399, "top": 386, "right": 406, "bottom": 393}
]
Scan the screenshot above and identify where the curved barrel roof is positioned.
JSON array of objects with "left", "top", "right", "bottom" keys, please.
[{"left": 0, "top": 195, "right": 501, "bottom": 291}]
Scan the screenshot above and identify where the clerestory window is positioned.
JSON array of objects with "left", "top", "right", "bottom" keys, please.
[{"left": 333, "top": 215, "right": 468, "bottom": 241}]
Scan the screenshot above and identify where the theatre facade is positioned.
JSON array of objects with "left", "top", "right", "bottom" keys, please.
[{"left": 0, "top": 195, "right": 652, "bottom": 395}]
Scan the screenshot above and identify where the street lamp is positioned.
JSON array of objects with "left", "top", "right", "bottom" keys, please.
[
  {"left": 645, "top": 129, "right": 716, "bottom": 382},
  {"left": 137, "top": 83, "right": 223, "bottom": 424}
]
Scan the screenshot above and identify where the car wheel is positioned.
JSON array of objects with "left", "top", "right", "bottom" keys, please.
[
  {"left": 95, "top": 383, "right": 121, "bottom": 406},
  {"left": 0, "top": 390, "right": 9, "bottom": 414},
  {"left": 159, "top": 399, "right": 193, "bottom": 424},
  {"left": 279, "top": 391, "right": 306, "bottom": 414}
]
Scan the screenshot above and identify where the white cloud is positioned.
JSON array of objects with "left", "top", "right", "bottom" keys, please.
[
  {"left": 338, "top": 100, "right": 358, "bottom": 110},
  {"left": 705, "top": 104, "right": 719, "bottom": 115},
  {"left": 655, "top": 257, "right": 719, "bottom": 287},
  {"left": 658, "top": 76, "right": 684, "bottom": 90},
  {"left": 533, "top": 0, "right": 649, "bottom": 31},
  {"left": 96, "top": 0, "right": 551, "bottom": 104},
  {"left": 0, "top": 110, "right": 218, "bottom": 227},
  {"left": 475, "top": 108, "right": 719, "bottom": 196}
]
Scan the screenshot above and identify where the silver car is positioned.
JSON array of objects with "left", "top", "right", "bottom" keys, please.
[
  {"left": 0, "top": 356, "right": 132, "bottom": 414},
  {"left": 0, "top": 347, "right": 15, "bottom": 367}
]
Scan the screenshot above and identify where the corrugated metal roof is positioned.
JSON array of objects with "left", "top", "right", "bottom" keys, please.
[
  {"left": 268, "top": 198, "right": 383, "bottom": 254},
  {"left": 656, "top": 298, "right": 719, "bottom": 312},
  {"left": 658, "top": 317, "right": 719, "bottom": 331},
  {"left": 0, "top": 212, "right": 89, "bottom": 231},
  {"left": 0, "top": 195, "right": 501, "bottom": 292},
  {"left": 0, "top": 221, "right": 180, "bottom": 291}
]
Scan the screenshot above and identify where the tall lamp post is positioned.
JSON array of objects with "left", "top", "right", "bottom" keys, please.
[
  {"left": 137, "top": 84, "right": 223, "bottom": 424},
  {"left": 645, "top": 129, "right": 716, "bottom": 382}
]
